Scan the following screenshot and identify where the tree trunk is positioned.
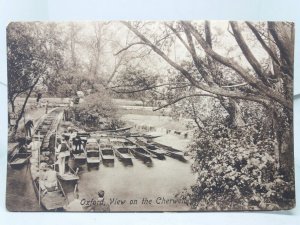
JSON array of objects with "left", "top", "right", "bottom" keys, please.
[
  {"left": 12, "top": 88, "right": 33, "bottom": 136},
  {"left": 11, "top": 76, "right": 41, "bottom": 137},
  {"left": 10, "top": 97, "right": 15, "bottom": 113},
  {"left": 219, "top": 97, "right": 245, "bottom": 127},
  {"left": 270, "top": 107, "right": 293, "bottom": 173}
]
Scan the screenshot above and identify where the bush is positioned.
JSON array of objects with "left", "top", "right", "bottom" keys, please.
[
  {"left": 182, "top": 122, "right": 295, "bottom": 211},
  {"left": 71, "top": 92, "right": 124, "bottom": 130}
]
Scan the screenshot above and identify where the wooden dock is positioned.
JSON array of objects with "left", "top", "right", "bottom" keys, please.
[{"left": 30, "top": 108, "right": 68, "bottom": 211}]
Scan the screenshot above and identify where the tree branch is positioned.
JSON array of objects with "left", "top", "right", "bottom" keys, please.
[
  {"left": 190, "top": 100, "right": 206, "bottom": 129},
  {"left": 122, "top": 21, "right": 273, "bottom": 107},
  {"left": 221, "top": 82, "right": 248, "bottom": 88},
  {"left": 122, "top": 21, "right": 200, "bottom": 87},
  {"left": 165, "top": 23, "right": 191, "bottom": 52},
  {"left": 182, "top": 24, "right": 214, "bottom": 85},
  {"left": 153, "top": 93, "right": 218, "bottom": 111},
  {"left": 230, "top": 21, "right": 270, "bottom": 86},
  {"left": 111, "top": 82, "right": 190, "bottom": 93},
  {"left": 245, "top": 22, "right": 281, "bottom": 67},
  {"left": 268, "top": 22, "right": 294, "bottom": 77},
  {"left": 114, "top": 42, "right": 145, "bottom": 55},
  {"left": 106, "top": 55, "right": 124, "bottom": 86},
  {"left": 166, "top": 23, "right": 213, "bottom": 85},
  {"left": 205, "top": 21, "right": 212, "bottom": 48},
  {"left": 181, "top": 21, "right": 292, "bottom": 110}
]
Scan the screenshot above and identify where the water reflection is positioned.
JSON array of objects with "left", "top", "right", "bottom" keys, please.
[
  {"left": 102, "top": 160, "right": 115, "bottom": 167},
  {"left": 144, "top": 160, "right": 153, "bottom": 168},
  {"left": 87, "top": 164, "right": 100, "bottom": 171},
  {"left": 6, "top": 164, "right": 42, "bottom": 211},
  {"left": 118, "top": 158, "right": 133, "bottom": 167},
  {"left": 134, "top": 157, "right": 153, "bottom": 167},
  {"left": 6, "top": 153, "right": 196, "bottom": 211},
  {"left": 74, "top": 155, "right": 196, "bottom": 211}
]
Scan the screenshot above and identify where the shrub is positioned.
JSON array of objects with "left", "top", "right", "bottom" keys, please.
[
  {"left": 71, "top": 92, "right": 124, "bottom": 129},
  {"left": 182, "top": 122, "right": 295, "bottom": 211}
]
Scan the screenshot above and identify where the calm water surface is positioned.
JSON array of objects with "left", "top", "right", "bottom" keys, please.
[
  {"left": 71, "top": 155, "right": 196, "bottom": 211},
  {"left": 6, "top": 109, "right": 196, "bottom": 211}
]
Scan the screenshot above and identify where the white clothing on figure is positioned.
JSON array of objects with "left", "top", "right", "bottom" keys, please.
[{"left": 56, "top": 141, "right": 70, "bottom": 175}]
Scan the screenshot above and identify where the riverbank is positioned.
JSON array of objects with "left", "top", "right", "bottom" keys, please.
[
  {"left": 120, "top": 110, "right": 193, "bottom": 152},
  {"left": 8, "top": 105, "right": 47, "bottom": 141}
]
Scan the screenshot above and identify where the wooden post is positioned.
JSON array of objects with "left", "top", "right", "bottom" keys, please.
[
  {"left": 38, "top": 131, "right": 41, "bottom": 207},
  {"left": 54, "top": 129, "right": 57, "bottom": 172},
  {"left": 23, "top": 111, "right": 26, "bottom": 138},
  {"left": 58, "top": 179, "right": 68, "bottom": 204}
]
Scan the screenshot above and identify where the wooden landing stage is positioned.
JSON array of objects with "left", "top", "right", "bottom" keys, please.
[{"left": 30, "top": 108, "right": 69, "bottom": 211}]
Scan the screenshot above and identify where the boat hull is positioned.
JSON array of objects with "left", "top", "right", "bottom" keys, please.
[
  {"left": 57, "top": 173, "right": 79, "bottom": 181},
  {"left": 131, "top": 148, "right": 152, "bottom": 160},
  {"left": 114, "top": 148, "right": 133, "bottom": 159},
  {"left": 86, "top": 157, "right": 100, "bottom": 164},
  {"left": 72, "top": 146, "right": 86, "bottom": 161},
  {"left": 165, "top": 151, "right": 186, "bottom": 161},
  {"left": 86, "top": 139, "right": 100, "bottom": 165},
  {"left": 32, "top": 177, "right": 67, "bottom": 211},
  {"left": 72, "top": 153, "right": 86, "bottom": 161},
  {"left": 9, "top": 153, "right": 32, "bottom": 168},
  {"left": 100, "top": 149, "right": 115, "bottom": 162},
  {"left": 101, "top": 156, "right": 115, "bottom": 163},
  {"left": 147, "top": 149, "right": 166, "bottom": 159}
]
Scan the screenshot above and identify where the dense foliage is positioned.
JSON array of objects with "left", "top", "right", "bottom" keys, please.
[
  {"left": 7, "top": 22, "right": 64, "bottom": 110},
  {"left": 177, "top": 121, "right": 295, "bottom": 210},
  {"left": 112, "top": 66, "right": 160, "bottom": 106},
  {"left": 71, "top": 91, "right": 124, "bottom": 130}
]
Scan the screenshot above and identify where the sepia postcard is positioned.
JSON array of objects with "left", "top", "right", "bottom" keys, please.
[{"left": 6, "top": 20, "right": 295, "bottom": 212}]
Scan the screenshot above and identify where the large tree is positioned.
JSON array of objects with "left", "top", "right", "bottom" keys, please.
[
  {"left": 116, "top": 21, "right": 293, "bottom": 167},
  {"left": 113, "top": 21, "right": 294, "bottom": 210},
  {"left": 7, "top": 22, "right": 64, "bottom": 136}
]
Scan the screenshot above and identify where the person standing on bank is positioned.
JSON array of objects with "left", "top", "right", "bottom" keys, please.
[
  {"left": 36, "top": 92, "right": 42, "bottom": 107},
  {"left": 56, "top": 138, "right": 70, "bottom": 175},
  {"left": 45, "top": 100, "right": 49, "bottom": 114},
  {"left": 25, "top": 119, "right": 34, "bottom": 138}
]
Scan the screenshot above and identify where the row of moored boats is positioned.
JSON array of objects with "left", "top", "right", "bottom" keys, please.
[{"left": 71, "top": 135, "right": 186, "bottom": 165}]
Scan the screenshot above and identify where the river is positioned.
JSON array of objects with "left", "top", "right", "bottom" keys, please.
[
  {"left": 6, "top": 150, "right": 196, "bottom": 212},
  {"left": 69, "top": 154, "right": 196, "bottom": 211},
  {"left": 6, "top": 102, "right": 197, "bottom": 211},
  {"left": 6, "top": 165, "right": 42, "bottom": 211}
]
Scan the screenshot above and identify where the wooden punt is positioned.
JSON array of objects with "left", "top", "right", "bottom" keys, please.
[
  {"left": 86, "top": 139, "right": 100, "bottom": 164},
  {"left": 114, "top": 147, "right": 133, "bottom": 160},
  {"left": 100, "top": 148, "right": 115, "bottom": 161},
  {"left": 72, "top": 145, "right": 86, "bottom": 161},
  {"left": 9, "top": 152, "right": 32, "bottom": 167},
  {"left": 32, "top": 177, "right": 68, "bottom": 211},
  {"left": 146, "top": 144, "right": 166, "bottom": 159},
  {"left": 130, "top": 147, "right": 153, "bottom": 160}
]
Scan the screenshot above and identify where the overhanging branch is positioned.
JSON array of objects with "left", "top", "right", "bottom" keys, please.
[
  {"left": 181, "top": 21, "right": 292, "bottom": 110},
  {"left": 111, "top": 82, "right": 191, "bottom": 93},
  {"left": 245, "top": 22, "right": 281, "bottom": 67},
  {"left": 153, "top": 93, "right": 218, "bottom": 111},
  {"left": 122, "top": 21, "right": 275, "bottom": 108},
  {"left": 114, "top": 42, "right": 146, "bottom": 55}
]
